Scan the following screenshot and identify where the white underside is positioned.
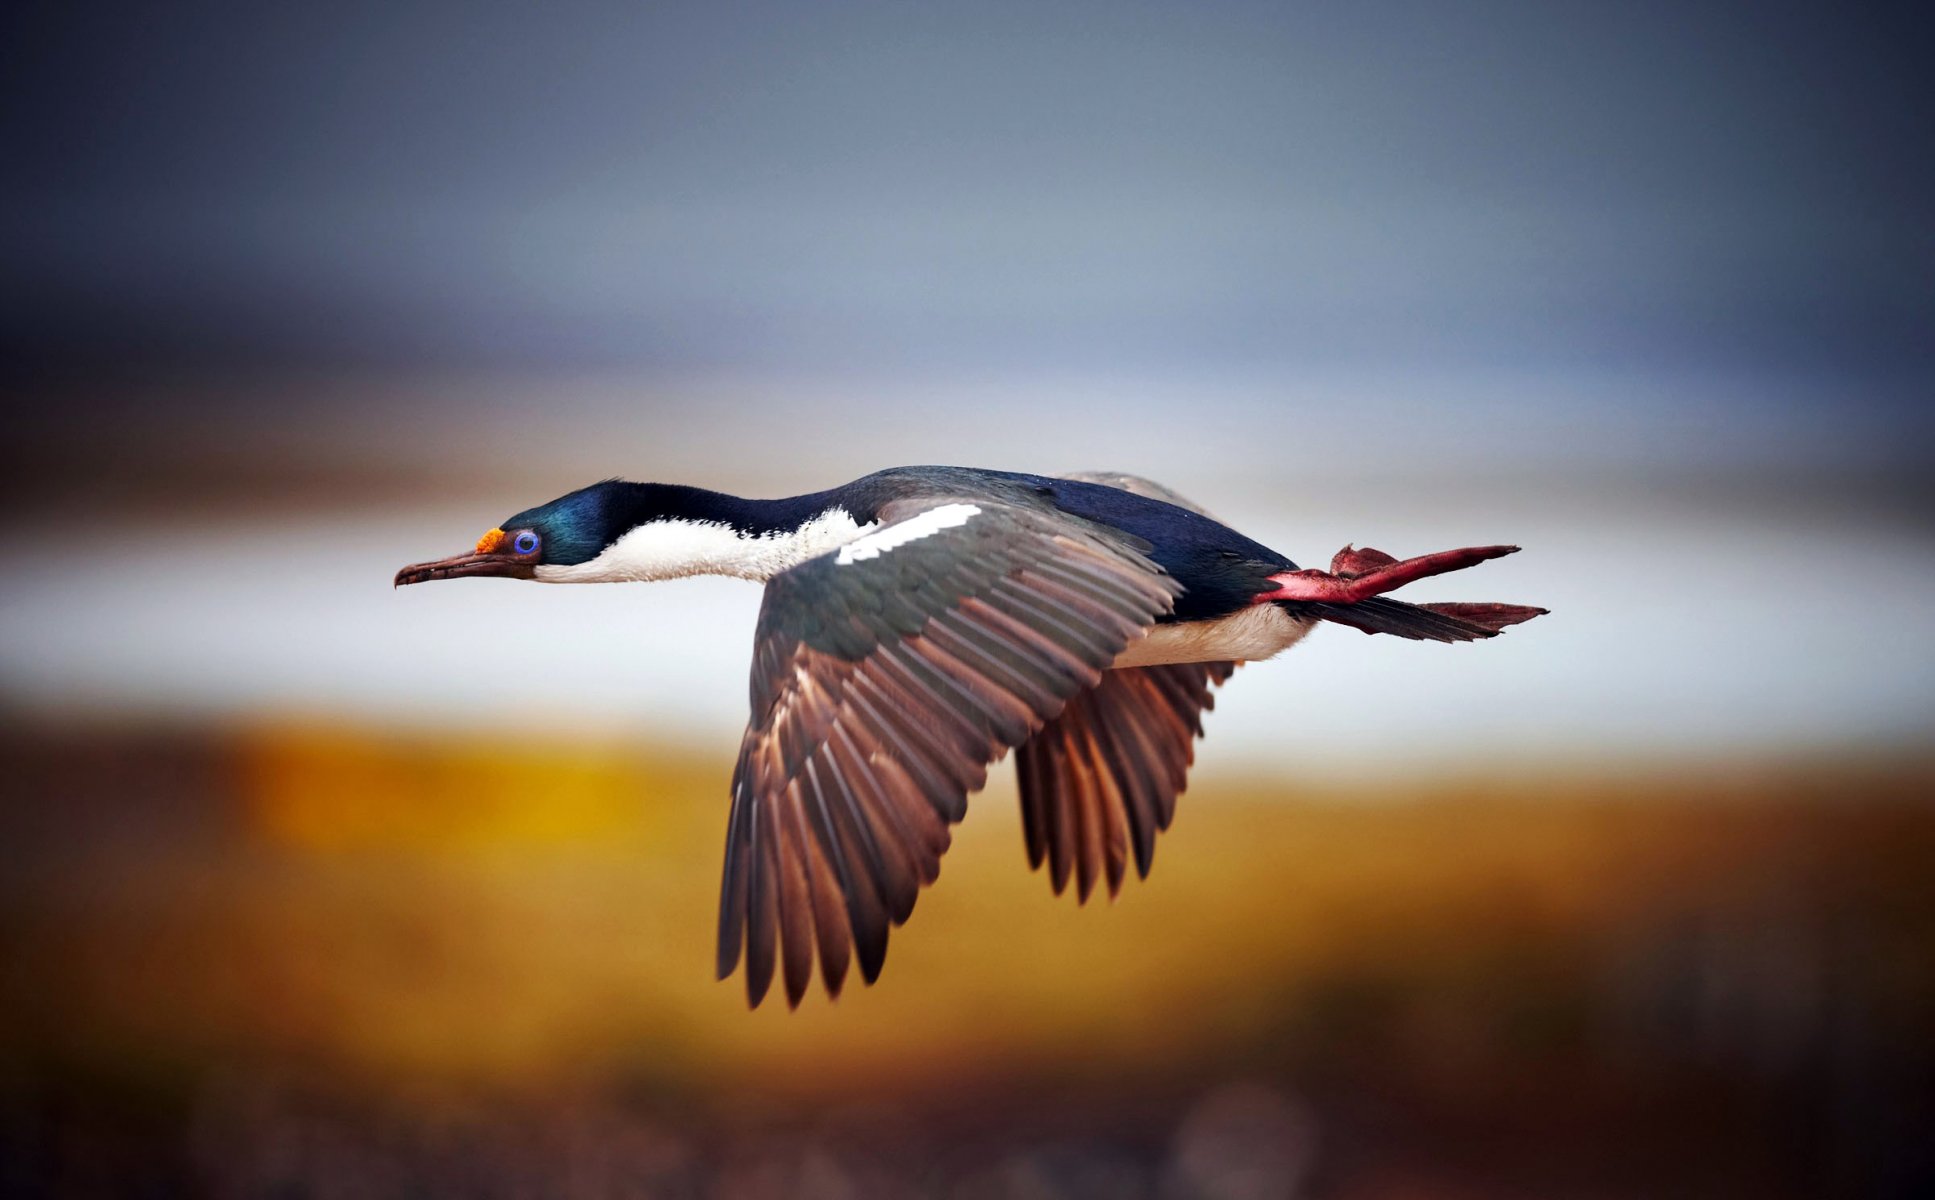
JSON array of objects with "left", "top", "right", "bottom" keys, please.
[{"left": 1109, "top": 604, "right": 1316, "bottom": 668}]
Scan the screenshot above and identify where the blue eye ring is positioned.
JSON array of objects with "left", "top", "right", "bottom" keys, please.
[{"left": 511, "top": 530, "right": 540, "bottom": 556}]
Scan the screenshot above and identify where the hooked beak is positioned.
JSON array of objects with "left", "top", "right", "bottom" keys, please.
[{"left": 394, "top": 529, "right": 537, "bottom": 587}]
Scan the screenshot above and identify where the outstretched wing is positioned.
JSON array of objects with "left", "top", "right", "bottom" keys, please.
[
  {"left": 1011, "top": 472, "right": 1235, "bottom": 899},
  {"left": 1015, "top": 660, "right": 1236, "bottom": 901},
  {"left": 717, "top": 497, "right": 1180, "bottom": 1007}
]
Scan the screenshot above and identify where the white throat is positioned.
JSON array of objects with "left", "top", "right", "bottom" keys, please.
[{"left": 532, "top": 508, "right": 872, "bottom": 584}]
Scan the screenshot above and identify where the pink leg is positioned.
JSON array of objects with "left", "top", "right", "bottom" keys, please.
[{"left": 1261, "top": 543, "right": 1521, "bottom": 603}]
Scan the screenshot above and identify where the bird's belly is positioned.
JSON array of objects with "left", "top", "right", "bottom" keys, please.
[{"left": 1110, "top": 605, "right": 1315, "bottom": 668}]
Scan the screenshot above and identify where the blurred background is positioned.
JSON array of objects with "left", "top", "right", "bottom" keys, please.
[{"left": 3, "top": 2, "right": 1931, "bottom": 1196}]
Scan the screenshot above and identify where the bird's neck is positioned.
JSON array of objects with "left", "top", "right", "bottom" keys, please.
[{"left": 533, "top": 484, "right": 875, "bottom": 584}]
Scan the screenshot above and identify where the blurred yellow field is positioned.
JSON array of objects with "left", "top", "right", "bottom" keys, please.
[{"left": 11, "top": 725, "right": 1929, "bottom": 1116}]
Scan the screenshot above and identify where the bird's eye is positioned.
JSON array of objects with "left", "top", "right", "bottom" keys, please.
[{"left": 512, "top": 530, "right": 540, "bottom": 556}]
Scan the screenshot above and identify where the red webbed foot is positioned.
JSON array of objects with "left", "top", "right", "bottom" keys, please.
[
  {"left": 1414, "top": 601, "right": 1547, "bottom": 631},
  {"left": 1268, "top": 543, "right": 1520, "bottom": 603}
]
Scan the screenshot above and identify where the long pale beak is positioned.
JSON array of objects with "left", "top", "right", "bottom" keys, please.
[{"left": 395, "top": 529, "right": 536, "bottom": 587}]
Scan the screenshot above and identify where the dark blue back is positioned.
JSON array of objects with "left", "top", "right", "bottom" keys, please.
[{"left": 934, "top": 468, "right": 1296, "bottom": 623}]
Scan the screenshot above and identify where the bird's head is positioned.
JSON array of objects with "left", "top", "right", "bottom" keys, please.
[{"left": 393, "top": 480, "right": 631, "bottom": 587}]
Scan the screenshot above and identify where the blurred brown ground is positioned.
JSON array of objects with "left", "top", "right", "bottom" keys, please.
[{"left": 3, "top": 723, "right": 1930, "bottom": 1198}]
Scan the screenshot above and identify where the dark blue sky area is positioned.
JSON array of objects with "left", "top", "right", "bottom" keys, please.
[{"left": 3, "top": 3, "right": 1930, "bottom": 444}]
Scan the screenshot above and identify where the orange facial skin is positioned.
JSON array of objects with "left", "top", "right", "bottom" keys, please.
[{"left": 474, "top": 528, "right": 507, "bottom": 555}]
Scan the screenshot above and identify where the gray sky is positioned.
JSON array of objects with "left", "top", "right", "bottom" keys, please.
[{"left": 5, "top": 4, "right": 1930, "bottom": 401}]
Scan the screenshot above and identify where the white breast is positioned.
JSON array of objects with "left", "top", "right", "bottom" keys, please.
[{"left": 1109, "top": 605, "right": 1316, "bottom": 668}]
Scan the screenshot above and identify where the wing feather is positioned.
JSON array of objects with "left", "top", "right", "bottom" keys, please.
[
  {"left": 717, "top": 497, "right": 1178, "bottom": 1006},
  {"left": 1013, "top": 661, "right": 1237, "bottom": 898},
  {"left": 744, "top": 798, "right": 780, "bottom": 1005}
]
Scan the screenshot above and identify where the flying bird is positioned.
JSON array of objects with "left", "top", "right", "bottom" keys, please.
[{"left": 395, "top": 466, "right": 1544, "bottom": 1007}]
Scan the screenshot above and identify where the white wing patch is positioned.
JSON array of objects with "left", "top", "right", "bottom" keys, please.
[{"left": 835, "top": 503, "right": 981, "bottom": 565}]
